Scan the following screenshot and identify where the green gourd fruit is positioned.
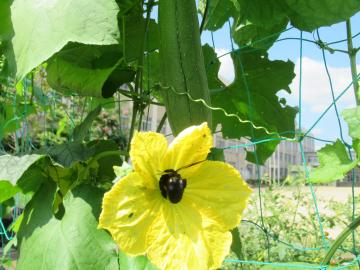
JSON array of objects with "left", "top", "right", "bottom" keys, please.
[{"left": 158, "top": 0, "right": 212, "bottom": 135}]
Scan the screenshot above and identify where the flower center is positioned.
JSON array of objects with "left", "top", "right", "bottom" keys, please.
[{"left": 159, "top": 169, "right": 187, "bottom": 204}]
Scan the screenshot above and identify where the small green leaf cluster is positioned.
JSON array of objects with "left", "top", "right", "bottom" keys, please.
[{"left": 309, "top": 107, "right": 360, "bottom": 184}]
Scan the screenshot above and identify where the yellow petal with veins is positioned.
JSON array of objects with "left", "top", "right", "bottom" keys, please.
[
  {"left": 163, "top": 122, "right": 212, "bottom": 173},
  {"left": 130, "top": 131, "right": 168, "bottom": 179},
  {"left": 99, "top": 172, "right": 161, "bottom": 255},
  {"left": 184, "top": 160, "right": 252, "bottom": 230}
]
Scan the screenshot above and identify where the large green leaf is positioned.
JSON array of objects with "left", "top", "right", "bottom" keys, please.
[
  {"left": 0, "top": 0, "right": 13, "bottom": 41},
  {"left": 199, "top": 0, "right": 238, "bottom": 31},
  {"left": 9, "top": 0, "right": 120, "bottom": 79},
  {"left": 204, "top": 45, "right": 297, "bottom": 164},
  {"left": 284, "top": 0, "right": 360, "bottom": 32},
  {"left": 0, "top": 154, "right": 49, "bottom": 203},
  {"left": 308, "top": 140, "right": 358, "bottom": 183},
  {"left": 121, "top": 12, "right": 159, "bottom": 61},
  {"left": 17, "top": 182, "right": 119, "bottom": 270},
  {"left": 119, "top": 251, "right": 158, "bottom": 270},
  {"left": 237, "top": 0, "right": 287, "bottom": 27},
  {"left": 46, "top": 44, "right": 135, "bottom": 98},
  {"left": 41, "top": 140, "right": 121, "bottom": 169},
  {"left": 232, "top": 19, "right": 288, "bottom": 50},
  {"left": 231, "top": 0, "right": 288, "bottom": 50}
]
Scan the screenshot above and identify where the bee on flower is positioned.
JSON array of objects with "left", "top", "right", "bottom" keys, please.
[{"left": 98, "top": 122, "right": 252, "bottom": 270}]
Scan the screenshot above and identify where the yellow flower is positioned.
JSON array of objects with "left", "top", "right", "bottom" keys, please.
[{"left": 98, "top": 123, "right": 252, "bottom": 270}]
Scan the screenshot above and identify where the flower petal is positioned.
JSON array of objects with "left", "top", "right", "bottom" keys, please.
[
  {"left": 146, "top": 200, "right": 209, "bottom": 270},
  {"left": 164, "top": 122, "right": 212, "bottom": 172},
  {"left": 130, "top": 131, "right": 168, "bottom": 178},
  {"left": 202, "top": 215, "right": 233, "bottom": 269},
  {"left": 98, "top": 172, "right": 161, "bottom": 255},
  {"left": 184, "top": 161, "right": 252, "bottom": 230}
]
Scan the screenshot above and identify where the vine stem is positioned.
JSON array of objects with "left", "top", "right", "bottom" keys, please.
[
  {"left": 156, "top": 112, "right": 167, "bottom": 132},
  {"left": 321, "top": 215, "right": 360, "bottom": 266},
  {"left": 126, "top": 0, "right": 155, "bottom": 155},
  {"left": 346, "top": 19, "right": 360, "bottom": 105}
]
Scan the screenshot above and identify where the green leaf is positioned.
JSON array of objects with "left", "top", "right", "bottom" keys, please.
[
  {"left": 143, "top": 51, "right": 161, "bottom": 98},
  {"left": 232, "top": 19, "right": 288, "bottom": 50},
  {"left": 0, "top": 0, "right": 13, "bottom": 41},
  {"left": 207, "top": 147, "right": 225, "bottom": 162},
  {"left": 342, "top": 107, "right": 360, "bottom": 140},
  {"left": 231, "top": 227, "right": 245, "bottom": 260},
  {"left": 9, "top": 0, "right": 120, "bottom": 79},
  {"left": 0, "top": 103, "right": 36, "bottom": 139},
  {"left": 41, "top": 140, "right": 121, "bottom": 168},
  {"left": 119, "top": 251, "right": 158, "bottom": 270},
  {"left": 0, "top": 154, "right": 49, "bottom": 203},
  {"left": 342, "top": 107, "right": 360, "bottom": 157},
  {"left": 237, "top": 0, "right": 287, "bottom": 28},
  {"left": 0, "top": 181, "right": 20, "bottom": 203},
  {"left": 17, "top": 182, "right": 119, "bottom": 270},
  {"left": 121, "top": 12, "right": 159, "bottom": 61},
  {"left": 204, "top": 45, "right": 297, "bottom": 164},
  {"left": 199, "top": 0, "right": 238, "bottom": 31},
  {"left": 73, "top": 106, "right": 102, "bottom": 142},
  {"left": 113, "top": 161, "right": 132, "bottom": 183},
  {"left": 309, "top": 140, "right": 358, "bottom": 183},
  {"left": 284, "top": 0, "right": 360, "bottom": 32},
  {"left": 0, "top": 155, "right": 49, "bottom": 207},
  {"left": 46, "top": 44, "right": 135, "bottom": 98}
]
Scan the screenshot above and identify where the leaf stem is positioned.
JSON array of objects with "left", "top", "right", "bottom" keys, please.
[
  {"left": 156, "top": 112, "right": 167, "bottom": 132},
  {"left": 199, "top": 0, "right": 209, "bottom": 34},
  {"left": 346, "top": 19, "right": 360, "bottom": 105},
  {"left": 321, "top": 215, "right": 360, "bottom": 266}
]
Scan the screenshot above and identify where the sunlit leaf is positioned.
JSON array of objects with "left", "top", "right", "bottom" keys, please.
[
  {"left": 284, "top": 0, "right": 360, "bottom": 32},
  {"left": 0, "top": 181, "right": 20, "bottom": 203},
  {"left": 309, "top": 140, "right": 357, "bottom": 183},
  {"left": 0, "top": 154, "right": 49, "bottom": 203},
  {"left": 342, "top": 106, "right": 360, "bottom": 140},
  {"left": 119, "top": 251, "right": 158, "bottom": 270},
  {"left": 199, "top": 0, "right": 238, "bottom": 31},
  {"left": 17, "top": 182, "right": 119, "bottom": 270},
  {"left": 9, "top": 0, "right": 120, "bottom": 79}
]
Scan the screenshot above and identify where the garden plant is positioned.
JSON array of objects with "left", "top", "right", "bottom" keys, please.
[{"left": 1, "top": 0, "right": 360, "bottom": 269}]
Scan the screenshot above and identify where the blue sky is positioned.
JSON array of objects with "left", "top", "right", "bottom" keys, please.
[{"left": 201, "top": 12, "right": 360, "bottom": 150}]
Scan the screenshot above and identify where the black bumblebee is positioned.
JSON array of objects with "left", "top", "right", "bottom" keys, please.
[{"left": 159, "top": 160, "right": 205, "bottom": 204}]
